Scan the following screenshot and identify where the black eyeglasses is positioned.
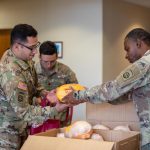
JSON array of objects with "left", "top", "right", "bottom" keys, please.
[{"left": 18, "top": 42, "right": 41, "bottom": 51}]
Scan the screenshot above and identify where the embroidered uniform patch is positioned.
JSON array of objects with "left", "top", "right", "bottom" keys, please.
[
  {"left": 17, "top": 91, "right": 25, "bottom": 102},
  {"left": 122, "top": 70, "right": 133, "bottom": 80},
  {"left": 116, "top": 64, "right": 141, "bottom": 88},
  {"left": 18, "top": 94, "right": 24, "bottom": 102},
  {"left": 17, "top": 81, "right": 27, "bottom": 91},
  {"left": 15, "top": 70, "right": 21, "bottom": 76}
]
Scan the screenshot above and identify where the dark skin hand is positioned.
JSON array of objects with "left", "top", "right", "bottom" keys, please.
[
  {"left": 61, "top": 87, "right": 87, "bottom": 104},
  {"left": 46, "top": 88, "right": 83, "bottom": 107}
]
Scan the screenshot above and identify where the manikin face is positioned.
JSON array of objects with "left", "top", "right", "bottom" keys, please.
[
  {"left": 40, "top": 53, "right": 57, "bottom": 71},
  {"left": 16, "top": 36, "right": 39, "bottom": 61},
  {"left": 124, "top": 38, "right": 142, "bottom": 63}
]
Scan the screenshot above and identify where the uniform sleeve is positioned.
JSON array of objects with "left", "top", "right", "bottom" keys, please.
[
  {"left": 0, "top": 86, "right": 7, "bottom": 101},
  {"left": 36, "top": 82, "right": 48, "bottom": 98},
  {"left": 108, "top": 93, "right": 132, "bottom": 105},
  {"left": 32, "top": 63, "right": 48, "bottom": 98},
  {"left": 74, "top": 59, "right": 149, "bottom": 104},
  {"left": 0, "top": 69, "right": 59, "bottom": 126}
]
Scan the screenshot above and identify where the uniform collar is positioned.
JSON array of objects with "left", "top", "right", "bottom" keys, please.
[
  {"left": 9, "top": 49, "right": 30, "bottom": 70},
  {"left": 144, "top": 50, "right": 150, "bottom": 56}
]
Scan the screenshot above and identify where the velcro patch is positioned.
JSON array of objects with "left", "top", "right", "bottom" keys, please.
[
  {"left": 18, "top": 94, "right": 24, "bottom": 102},
  {"left": 17, "top": 91, "right": 25, "bottom": 103},
  {"left": 17, "top": 81, "right": 27, "bottom": 91},
  {"left": 122, "top": 70, "right": 133, "bottom": 80},
  {"left": 116, "top": 64, "right": 141, "bottom": 88}
]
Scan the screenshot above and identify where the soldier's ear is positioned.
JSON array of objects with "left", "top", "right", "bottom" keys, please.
[
  {"left": 136, "top": 39, "right": 142, "bottom": 48},
  {"left": 13, "top": 43, "right": 20, "bottom": 50}
]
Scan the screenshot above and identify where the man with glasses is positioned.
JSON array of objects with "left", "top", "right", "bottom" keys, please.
[
  {"left": 35, "top": 41, "right": 78, "bottom": 127},
  {"left": 0, "top": 24, "right": 70, "bottom": 149}
]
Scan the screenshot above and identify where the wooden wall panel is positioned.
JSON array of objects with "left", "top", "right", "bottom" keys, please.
[{"left": 0, "top": 29, "right": 11, "bottom": 58}]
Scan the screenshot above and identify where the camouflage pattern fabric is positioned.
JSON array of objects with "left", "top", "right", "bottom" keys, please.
[
  {"left": 141, "top": 143, "right": 150, "bottom": 150},
  {"left": 74, "top": 50, "right": 150, "bottom": 147},
  {"left": 35, "top": 61, "right": 78, "bottom": 126},
  {"left": 0, "top": 49, "right": 60, "bottom": 149},
  {"left": 0, "top": 128, "right": 21, "bottom": 150},
  {"left": 0, "top": 86, "right": 21, "bottom": 150}
]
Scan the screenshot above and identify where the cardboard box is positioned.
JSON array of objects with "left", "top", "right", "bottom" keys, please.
[
  {"left": 86, "top": 101, "right": 140, "bottom": 131},
  {"left": 21, "top": 102, "right": 140, "bottom": 150},
  {"left": 21, "top": 128, "right": 140, "bottom": 150}
]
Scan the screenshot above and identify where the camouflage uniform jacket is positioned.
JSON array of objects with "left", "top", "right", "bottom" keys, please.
[
  {"left": 35, "top": 61, "right": 78, "bottom": 91},
  {"left": 35, "top": 61, "right": 78, "bottom": 126},
  {"left": 74, "top": 50, "right": 150, "bottom": 146},
  {"left": 0, "top": 49, "right": 59, "bottom": 135}
]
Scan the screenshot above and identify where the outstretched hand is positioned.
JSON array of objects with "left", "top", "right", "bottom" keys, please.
[{"left": 62, "top": 87, "right": 87, "bottom": 104}]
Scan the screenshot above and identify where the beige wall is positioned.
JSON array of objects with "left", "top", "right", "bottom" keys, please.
[
  {"left": 86, "top": 0, "right": 150, "bottom": 122},
  {"left": 0, "top": 0, "right": 103, "bottom": 121},
  {"left": 1, "top": 0, "right": 149, "bottom": 121},
  {"left": 103, "top": 0, "right": 150, "bottom": 81}
]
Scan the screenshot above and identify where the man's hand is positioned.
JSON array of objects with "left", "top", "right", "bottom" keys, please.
[
  {"left": 35, "top": 97, "right": 42, "bottom": 104},
  {"left": 55, "top": 101, "right": 70, "bottom": 112},
  {"left": 46, "top": 89, "right": 58, "bottom": 104},
  {"left": 62, "top": 88, "right": 87, "bottom": 104}
]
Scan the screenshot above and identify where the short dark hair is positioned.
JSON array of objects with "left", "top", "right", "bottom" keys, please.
[
  {"left": 39, "top": 41, "right": 58, "bottom": 56},
  {"left": 11, "top": 24, "right": 38, "bottom": 45},
  {"left": 125, "top": 28, "right": 150, "bottom": 46}
]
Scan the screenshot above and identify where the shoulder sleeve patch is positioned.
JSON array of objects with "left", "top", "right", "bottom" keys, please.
[
  {"left": 116, "top": 64, "right": 142, "bottom": 88},
  {"left": 15, "top": 69, "right": 21, "bottom": 76},
  {"left": 17, "top": 81, "right": 27, "bottom": 91},
  {"left": 18, "top": 93, "right": 24, "bottom": 102},
  {"left": 122, "top": 69, "right": 134, "bottom": 80}
]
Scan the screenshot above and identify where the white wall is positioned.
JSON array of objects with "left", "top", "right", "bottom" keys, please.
[{"left": 0, "top": 0, "right": 103, "bottom": 121}]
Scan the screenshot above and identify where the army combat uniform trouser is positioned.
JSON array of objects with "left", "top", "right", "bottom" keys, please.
[
  {"left": 0, "top": 129, "right": 22, "bottom": 150},
  {"left": 141, "top": 143, "right": 150, "bottom": 150}
]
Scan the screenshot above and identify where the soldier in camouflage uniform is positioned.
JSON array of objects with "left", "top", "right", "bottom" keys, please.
[
  {"left": 0, "top": 24, "right": 70, "bottom": 150},
  {"left": 35, "top": 41, "right": 78, "bottom": 127},
  {"left": 63, "top": 28, "right": 150, "bottom": 150}
]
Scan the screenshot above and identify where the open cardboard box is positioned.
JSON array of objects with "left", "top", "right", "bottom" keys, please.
[
  {"left": 21, "top": 128, "right": 140, "bottom": 150},
  {"left": 21, "top": 101, "right": 140, "bottom": 150},
  {"left": 87, "top": 101, "right": 140, "bottom": 131}
]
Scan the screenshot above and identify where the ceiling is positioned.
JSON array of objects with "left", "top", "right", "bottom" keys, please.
[{"left": 124, "top": 0, "right": 150, "bottom": 8}]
